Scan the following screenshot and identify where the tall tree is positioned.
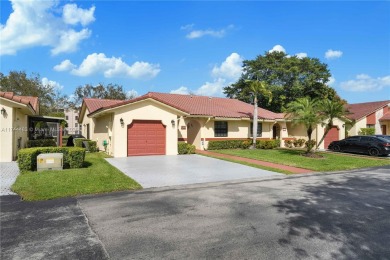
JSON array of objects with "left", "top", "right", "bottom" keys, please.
[
  {"left": 70, "top": 83, "right": 135, "bottom": 109},
  {"left": 246, "top": 80, "right": 272, "bottom": 148},
  {"left": 284, "top": 97, "right": 322, "bottom": 154},
  {"left": 316, "top": 99, "right": 348, "bottom": 150},
  {"left": 224, "top": 51, "right": 342, "bottom": 112},
  {"left": 0, "top": 71, "right": 55, "bottom": 115}
]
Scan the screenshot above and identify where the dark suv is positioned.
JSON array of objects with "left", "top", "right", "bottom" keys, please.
[{"left": 328, "top": 135, "right": 390, "bottom": 156}]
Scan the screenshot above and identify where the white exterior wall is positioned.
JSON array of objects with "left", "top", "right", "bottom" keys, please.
[
  {"left": 348, "top": 118, "right": 367, "bottom": 136},
  {"left": 92, "top": 114, "right": 113, "bottom": 152},
  {"left": 0, "top": 102, "right": 15, "bottom": 162},
  {"left": 375, "top": 109, "right": 384, "bottom": 134},
  {"left": 81, "top": 108, "right": 94, "bottom": 140},
  {"left": 13, "top": 109, "right": 29, "bottom": 158},
  {"left": 314, "top": 118, "right": 346, "bottom": 149},
  {"left": 112, "top": 100, "right": 179, "bottom": 157}
]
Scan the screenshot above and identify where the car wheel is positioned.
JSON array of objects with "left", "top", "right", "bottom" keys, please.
[
  {"left": 368, "top": 148, "right": 380, "bottom": 156},
  {"left": 332, "top": 145, "right": 341, "bottom": 152}
]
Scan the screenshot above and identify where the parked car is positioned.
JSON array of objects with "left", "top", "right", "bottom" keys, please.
[
  {"left": 328, "top": 135, "right": 390, "bottom": 156},
  {"left": 374, "top": 135, "right": 390, "bottom": 141}
]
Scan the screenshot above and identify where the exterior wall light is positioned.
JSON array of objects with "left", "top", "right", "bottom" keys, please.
[
  {"left": 120, "top": 118, "right": 124, "bottom": 126},
  {"left": 171, "top": 119, "right": 175, "bottom": 127},
  {"left": 1, "top": 107, "right": 6, "bottom": 115}
]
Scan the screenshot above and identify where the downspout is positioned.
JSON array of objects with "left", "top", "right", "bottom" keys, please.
[{"left": 202, "top": 117, "right": 211, "bottom": 150}]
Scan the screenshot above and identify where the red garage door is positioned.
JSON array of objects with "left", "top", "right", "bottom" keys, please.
[
  {"left": 127, "top": 120, "right": 166, "bottom": 156},
  {"left": 324, "top": 126, "right": 339, "bottom": 149}
]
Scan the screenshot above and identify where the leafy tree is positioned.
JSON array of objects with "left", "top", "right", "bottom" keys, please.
[
  {"left": 284, "top": 97, "right": 322, "bottom": 153},
  {"left": 316, "top": 99, "right": 348, "bottom": 150},
  {"left": 246, "top": 79, "right": 272, "bottom": 148},
  {"left": 70, "top": 83, "right": 135, "bottom": 109},
  {"left": 0, "top": 71, "right": 55, "bottom": 115},
  {"left": 224, "top": 51, "right": 342, "bottom": 112}
]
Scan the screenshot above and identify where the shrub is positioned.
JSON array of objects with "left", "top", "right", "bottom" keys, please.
[
  {"left": 256, "top": 139, "right": 280, "bottom": 149},
  {"left": 178, "top": 143, "right": 196, "bottom": 154},
  {"left": 293, "top": 138, "right": 305, "bottom": 147},
  {"left": 284, "top": 140, "right": 294, "bottom": 148},
  {"left": 74, "top": 138, "right": 88, "bottom": 147},
  {"left": 18, "top": 147, "right": 86, "bottom": 171},
  {"left": 207, "top": 140, "right": 248, "bottom": 150},
  {"left": 87, "top": 141, "right": 98, "bottom": 152},
  {"left": 305, "top": 140, "right": 317, "bottom": 151},
  {"left": 26, "top": 139, "right": 57, "bottom": 148},
  {"left": 359, "top": 128, "right": 375, "bottom": 136}
]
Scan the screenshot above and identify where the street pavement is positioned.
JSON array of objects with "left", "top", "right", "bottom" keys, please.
[{"left": 2, "top": 165, "right": 390, "bottom": 259}]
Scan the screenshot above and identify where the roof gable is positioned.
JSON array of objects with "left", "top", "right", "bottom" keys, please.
[
  {"left": 0, "top": 91, "right": 39, "bottom": 114},
  {"left": 346, "top": 100, "right": 390, "bottom": 121}
]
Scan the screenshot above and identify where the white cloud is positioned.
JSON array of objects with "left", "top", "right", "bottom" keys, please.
[
  {"left": 0, "top": 0, "right": 95, "bottom": 56},
  {"left": 53, "top": 59, "right": 76, "bottom": 71},
  {"left": 62, "top": 4, "right": 95, "bottom": 26},
  {"left": 328, "top": 76, "right": 336, "bottom": 85},
  {"left": 211, "top": 53, "right": 243, "bottom": 80},
  {"left": 340, "top": 74, "right": 390, "bottom": 92},
  {"left": 41, "top": 77, "right": 63, "bottom": 90},
  {"left": 295, "top": 52, "right": 308, "bottom": 59},
  {"left": 170, "top": 86, "right": 190, "bottom": 95},
  {"left": 185, "top": 25, "right": 234, "bottom": 39},
  {"left": 325, "top": 49, "right": 343, "bottom": 59},
  {"left": 195, "top": 78, "right": 227, "bottom": 96},
  {"left": 269, "top": 45, "right": 286, "bottom": 53},
  {"left": 55, "top": 53, "right": 160, "bottom": 79}
]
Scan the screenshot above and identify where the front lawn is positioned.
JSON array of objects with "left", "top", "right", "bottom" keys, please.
[
  {"left": 12, "top": 152, "right": 142, "bottom": 201},
  {"left": 213, "top": 149, "right": 390, "bottom": 172}
]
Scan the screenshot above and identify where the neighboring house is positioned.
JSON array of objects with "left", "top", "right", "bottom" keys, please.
[
  {"left": 64, "top": 109, "right": 82, "bottom": 135},
  {"left": 0, "top": 92, "right": 39, "bottom": 162},
  {"left": 78, "top": 92, "right": 345, "bottom": 157},
  {"left": 346, "top": 100, "right": 390, "bottom": 136}
]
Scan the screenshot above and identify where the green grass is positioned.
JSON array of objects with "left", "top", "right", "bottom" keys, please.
[
  {"left": 212, "top": 149, "right": 390, "bottom": 172},
  {"left": 12, "top": 152, "right": 142, "bottom": 201},
  {"left": 199, "top": 153, "right": 293, "bottom": 174}
]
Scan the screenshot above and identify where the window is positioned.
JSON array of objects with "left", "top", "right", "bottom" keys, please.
[
  {"left": 75, "top": 116, "right": 78, "bottom": 120},
  {"left": 250, "top": 122, "right": 262, "bottom": 137},
  {"left": 65, "top": 116, "right": 69, "bottom": 120},
  {"left": 366, "top": 124, "right": 375, "bottom": 128},
  {"left": 214, "top": 121, "right": 228, "bottom": 137},
  {"left": 75, "top": 123, "right": 78, "bottom": 127}
]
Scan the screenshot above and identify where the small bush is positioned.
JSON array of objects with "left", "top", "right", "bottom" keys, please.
[
  {"left": 74, "top": 138, "right": 88, "bottom": 147},
  {"left": 178, "top": 143, "right": 196, "bottom": 154},
  {"left": 87, "top": 141, "right": 98, "bottom": 152},
  {"left": 305, "top": 140, "right": 317, "bottom": 151},
  {"left": 207, "top": 140, "right": 248, "bottom": 150},
  {"left": 256, "top": 139, "right": 280, "bottom": 149},
  {"left": 293, "top": 138, "right": 305, "bottom": 147},
  {"left": 284, "top": 140, "right": 294, "bottom": 148},
  {"left": 26, "top": 139, "right": 57, "bottom": 148},
  {"left": 359, "top": 128, "right": 375, "bottom": 136},
  {"left": 18, "top": 147, "right": 86, "bottom": 171}
]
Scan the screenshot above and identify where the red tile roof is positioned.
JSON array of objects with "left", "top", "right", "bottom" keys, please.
[
  {"left": 380, "top": 112, "right": 390, "bottom": 121},
  {"left": 87, "top": 92, "right": 283, "bottom": 120},
  {"left": 83, "top": 98, "right": 124, "bottom": 114},
  {"left": 0, "top": 91, "right": 39, "bottom": 113},
  {"left": 346, "top": 100, "right": 390, "bottom": 121}
]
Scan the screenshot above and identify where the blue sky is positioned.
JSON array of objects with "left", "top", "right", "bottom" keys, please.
[{"left": 1, "top": 0, "right": 389, "bottom": 105}]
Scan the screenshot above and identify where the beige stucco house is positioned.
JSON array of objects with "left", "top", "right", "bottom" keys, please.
[
  {"left": 78, "top": 92, "right": 346, "bottom": 157},
  {"left": 0, "top": 92, "right": 39, "bottom": 162},
  {"left": 346, "top": 100, "right": 390, "bottom": 136}
]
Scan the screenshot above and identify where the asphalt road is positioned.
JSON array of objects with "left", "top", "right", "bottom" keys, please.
[{"left": 2, "top": 165, "right": 390, "bottom": 259}]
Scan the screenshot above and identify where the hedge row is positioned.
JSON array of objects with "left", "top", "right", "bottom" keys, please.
[
  {"left": 74, "top": 138, "right": 98, "bottom": 152},
  {"left": 26, "top": 139, "right": 57, "bottom": 148},
  {"left": 207, "top": 139, "right": 280, "bottom": 150},
  {"left": 18, "top": 147, "right": 86, "bottom": 172},
  {"left": 178, "top": 143, "right": 196, "bottom": 154}
]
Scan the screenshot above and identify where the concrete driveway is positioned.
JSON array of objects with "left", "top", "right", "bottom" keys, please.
[
  {"left": 106, "top": 154, "right": 281, "bottom": 188},
  {"left": 0, "top": 162, "right": 19, "bottom": 196}
]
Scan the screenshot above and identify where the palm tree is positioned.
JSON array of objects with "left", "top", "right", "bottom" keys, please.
[
  {"left": 284, "top": 97, "right": 322, "bottom": 153},
  {"left": 246, "top": 80, "right": 272, "bottom": 148},
  {"left": 315, "top": 99, "right": 347, "bottom": 150}
]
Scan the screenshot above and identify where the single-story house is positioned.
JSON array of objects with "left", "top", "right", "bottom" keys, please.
[
  {"left": 0, "top": 91, "right": 39, "bottom": 162},
  {"left": 78, "top": 92, "right": 346, "bottom": 157},
  {"left": 346, "top": 100, "right": 390, "bottom": 136}
]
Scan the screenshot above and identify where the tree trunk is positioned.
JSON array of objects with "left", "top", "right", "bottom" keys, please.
[
  {"left": 252, "top": 96, "right": 258, "bottom": 149},
  {"left": 316, "top": 123, "right": 331, "bottom": 150},
  {"left": 306, "top": 126, "right": 313, "bottom": 153}
]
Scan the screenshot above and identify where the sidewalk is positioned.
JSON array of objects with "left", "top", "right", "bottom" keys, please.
[{"left": 196, "top": 150, "right": 313, "bottom": 174}]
